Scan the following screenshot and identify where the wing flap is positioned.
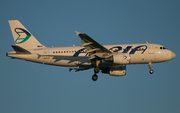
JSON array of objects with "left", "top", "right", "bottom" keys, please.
[
  {"left": 87, "top": 48, "right": 100, "bottom": 53},
  {"left": 81, "top": 42, "right": 93, "bottom": 47}
]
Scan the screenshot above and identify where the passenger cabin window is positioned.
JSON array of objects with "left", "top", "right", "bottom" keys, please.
[{"left": 52, "top": 50, "right": 77, "bottom": 54}]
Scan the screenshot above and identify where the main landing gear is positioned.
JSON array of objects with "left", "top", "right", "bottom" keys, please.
[
  {"left": 148, "top": 62, "right": 154, "bottom": 74},
  {"left": 92, "top": 74, "right": 98, "bottom": 81},
  {"left": 92, "top": 67, "right": 100, "bottom": 81}
]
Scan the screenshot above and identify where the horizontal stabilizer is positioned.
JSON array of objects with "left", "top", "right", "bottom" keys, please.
[{"left": 11, "top": 45, "right": 31, "bottom": 54}]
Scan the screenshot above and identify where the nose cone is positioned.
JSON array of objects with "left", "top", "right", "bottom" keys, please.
[{"left": 171, "top": 52, "right": 176, "bottom": 59}]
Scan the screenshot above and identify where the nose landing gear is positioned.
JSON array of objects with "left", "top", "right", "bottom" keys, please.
[
  {"left": 149, "top": 69, "right": 154, "bottom": 74},
  {"left": 148, "top": 62, "right": 154, "bottom": 74}
]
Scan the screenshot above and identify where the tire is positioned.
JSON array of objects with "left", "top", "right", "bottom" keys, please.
[
  {"left": 92, "top": 74, "right": 98, "bottom": 81},
  {"left": 149, "top": 70, "right": 154, "bottom": 74},
  {"left": 94, "top": 67, "right": 100, "bottom": 73}
]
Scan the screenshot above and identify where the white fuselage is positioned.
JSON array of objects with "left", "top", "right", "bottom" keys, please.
[{"left": 7, "top": 43, "right": 175, "bottom": 68}]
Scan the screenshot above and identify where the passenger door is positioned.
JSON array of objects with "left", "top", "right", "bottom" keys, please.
[
  {"left": 148, "top": 44, "right": 154, "bottom": 54},
  {"left": 148, "top": 44, "right": 155, "bottom": 62}
]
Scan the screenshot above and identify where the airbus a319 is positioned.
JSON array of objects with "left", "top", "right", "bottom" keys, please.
[{"left": 6, "top": 20, "right": 176, "bottom": 81}]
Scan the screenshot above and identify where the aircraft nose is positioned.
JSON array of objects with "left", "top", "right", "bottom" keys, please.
[{"left": 171, "top": 51, "right": 176, "bottom": 59}]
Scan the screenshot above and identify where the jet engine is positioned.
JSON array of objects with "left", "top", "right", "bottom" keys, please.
[
  {"left": 105, "top": 53, "right": 130, "bottom": 64},
  {"left": 101, "top": 66, "right": 126, "bottom": 76}
]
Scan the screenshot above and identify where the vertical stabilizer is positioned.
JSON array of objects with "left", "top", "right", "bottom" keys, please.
[{"left": 8, "top": 20, "right": 44, "bottom": 49}]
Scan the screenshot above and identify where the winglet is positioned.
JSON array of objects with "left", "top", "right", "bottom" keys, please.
[{"left": 75, "top": 31, "right": 81, "bottom": 36}]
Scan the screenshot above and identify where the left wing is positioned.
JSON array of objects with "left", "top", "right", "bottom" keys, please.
[
  {"left": 75, "top": 31, "right": 112, "bottom": 60},
  {"left": 69, "top": 67, "right": 91, "bottom": 72}
]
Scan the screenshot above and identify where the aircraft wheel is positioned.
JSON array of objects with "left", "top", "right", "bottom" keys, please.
[
  {"left": 92, "top": 74, "right": 98, "bottom": 81},
  {"left": 149, "top": 69, "right": 154, "bottom": 74},
  {"left": 94, "top": 67, "right": 100, "bottom": 73}
]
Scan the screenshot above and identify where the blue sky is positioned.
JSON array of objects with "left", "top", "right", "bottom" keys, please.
[{"left": 0, "top": 0, "right": 179, "bottom": 113}]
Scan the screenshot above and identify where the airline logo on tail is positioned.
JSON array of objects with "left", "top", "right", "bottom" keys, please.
[{"left": 14, "top": 28, "right": 31, "bottom": 44}]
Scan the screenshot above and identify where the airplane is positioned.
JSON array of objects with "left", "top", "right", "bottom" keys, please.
[{"left": 6, "top": 20, "right": 176, "bottom": 81}]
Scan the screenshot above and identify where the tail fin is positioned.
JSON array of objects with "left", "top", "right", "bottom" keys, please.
[{"left": 8, "top": 20, "right": 44, "bottom": 49}]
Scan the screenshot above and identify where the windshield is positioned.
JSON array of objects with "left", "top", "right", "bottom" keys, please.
[{"left": 160, "top": 47, "right": 166, "bottom": 49}]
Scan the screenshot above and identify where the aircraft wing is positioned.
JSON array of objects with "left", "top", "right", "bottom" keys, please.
[
  {"left": 75, "top": 31, "right": 112, "bottom": 59},
  {"left": 69, "top": 67, "right": 91, "bottom": 72}
]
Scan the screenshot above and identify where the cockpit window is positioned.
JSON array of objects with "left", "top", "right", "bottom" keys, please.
[{"left": 160, "top": 47, "right": 166, "bottom": 49}]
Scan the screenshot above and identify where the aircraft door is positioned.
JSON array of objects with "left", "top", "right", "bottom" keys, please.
[
  {"left": 148, "top": 44, "right": 154, "bottom": 54},
  {"left": 148, "top": 44, "right": 155, "bottom": 62}
]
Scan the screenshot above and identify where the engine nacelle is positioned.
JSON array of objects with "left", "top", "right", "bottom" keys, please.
[
  {"left": 102, "top": 66, "right": 126, "bottom": 76},
  {"left": 113, "top": 53, "right": 130, "bottom": 64},
  {"left": 105, "top": 53, "right": 130, "bottom": 64}
]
